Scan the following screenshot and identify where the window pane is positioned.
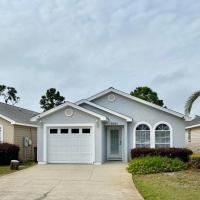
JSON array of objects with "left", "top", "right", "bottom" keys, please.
[
  {"left": 156, "top": 124, "right": 170, "bottom": 131},
  {"left": 50, "top": 129, "right": 58, "bottom": 134},
  {"left": 155, "top": 126, "right": 170, "bottom": 148},
  {"left": 71, "top": 128, "right": 79, "bottom": 134},
  {"left": 61, "top": 129, "right": 68, "bottom": 134},
  {"left": 136, "top": 124, "right": 150, "bottom": 148},
  {"left": 82, "top": 128, "right": 90, "bottom": 134},
  {"left": 155, "top": 144, "right": 170, "bottom": 148},
  {"left": 188, "top": 130, "right": 191, "bottom": 142},
  {"left": 136, "top": 124, "right": 150, "bottom": 130}
]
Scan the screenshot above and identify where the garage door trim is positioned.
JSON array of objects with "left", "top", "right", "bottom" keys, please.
[{"left": 43, "top": 123, "right": 95, "bottom": 164}]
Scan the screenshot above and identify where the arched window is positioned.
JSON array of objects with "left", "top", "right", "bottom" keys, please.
[
  {"left": 155, "top": 123, "right": 171, "bottom": 148},
  {"left": 135, "top": 124, "right": 150, "bottom": 148}
]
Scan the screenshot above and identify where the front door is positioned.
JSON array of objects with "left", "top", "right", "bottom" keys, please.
[{"left": 107, "top": 127, "right": 122, "bottom": 160}]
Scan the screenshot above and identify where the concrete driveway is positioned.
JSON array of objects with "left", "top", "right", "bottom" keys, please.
[{"left": 0, "top": 163, "right": 143, "bottom": 200}]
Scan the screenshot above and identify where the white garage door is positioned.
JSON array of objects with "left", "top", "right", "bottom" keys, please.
[{"left": 47, "top": 127, "right": 94, "bottom": 163}]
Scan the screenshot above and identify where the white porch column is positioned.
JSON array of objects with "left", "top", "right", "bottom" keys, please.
[{"left": 124, "top": 123, "right": 128, "bottom": 162}]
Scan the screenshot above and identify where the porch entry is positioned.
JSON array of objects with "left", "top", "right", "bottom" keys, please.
[{"left": 107, "top": 126, "right": 122, "bottom": 160}]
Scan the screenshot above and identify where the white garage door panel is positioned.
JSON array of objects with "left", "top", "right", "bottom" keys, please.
[{"left": 47, "top": 127, "right": 93, "bottom": 163}]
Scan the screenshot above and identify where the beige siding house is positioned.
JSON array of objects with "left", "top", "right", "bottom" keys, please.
[
  {"left": 185, "top": 116, "right": 200, "bottom": 153},
  {"left": 0, "top": 102, "right": 38, "bottom": 160}
]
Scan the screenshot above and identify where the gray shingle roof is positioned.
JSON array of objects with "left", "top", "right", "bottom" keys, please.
[
  {"left": 186, "top": 116, "right": 200, "bottom": 127},
  {"left": 0, "top": 102, "right": 39, "bottom": 126}
]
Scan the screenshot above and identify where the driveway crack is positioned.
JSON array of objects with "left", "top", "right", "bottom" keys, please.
[{"left": 34, "top": 184, "right": 57, "bottom": 200}]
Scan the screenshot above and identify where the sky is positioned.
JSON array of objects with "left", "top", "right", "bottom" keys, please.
[{"left": 0, "top": 0, "right": 200, "bottom": 115}]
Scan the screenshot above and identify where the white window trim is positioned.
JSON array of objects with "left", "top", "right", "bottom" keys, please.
[
  {"left": 133, "top": 122, "right": 152, "bottom": 148},
  {"left": 153, "top": 121, "right": 173, "bottom": 148},
  {"left": 0, "top": 125, "right": 3, "bottom": 143},
  {"left": 43, "top": 123, "right": 95, "bottom": 164}
]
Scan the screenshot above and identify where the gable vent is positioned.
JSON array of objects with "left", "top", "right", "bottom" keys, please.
[{"left": 108, "top": 94, "right": 116, "bottom": 102}]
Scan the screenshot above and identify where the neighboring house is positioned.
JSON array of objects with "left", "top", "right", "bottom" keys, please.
[
  {"left": 185, "top": 116, "right": 200, "bottom": 153},
  {"left": 31, "top": 87, "right": 187, "bottom": 164},
  {"left": 0, "top": 102, "right": 38, "bottom": 160}
]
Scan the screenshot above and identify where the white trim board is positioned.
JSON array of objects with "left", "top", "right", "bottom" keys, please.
[
  {"left": 85, "top": 87, "right": 188, "bottom": 120},
  {"left": 185, "top": 124, "right": 200, "bottom": 129},
  {"left": 0, "top": 125, "right": 3, "bottom": 142},
  {"left": 76, "top": 100, "right": 132, "bottom": 122},
  {"left": 12, "top": 122, "right": 38, "bottom": 127},
  {"left": 31, "top": 101, "right": 107, "bottom": 122},
  {"left": 0, "top": 114, "right": 15, "bottom": 124}
]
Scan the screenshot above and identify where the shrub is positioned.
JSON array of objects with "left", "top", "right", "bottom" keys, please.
[
  {"left": 128, "top": 156, "right": 187, "bottom": 175},
  {"left": 131, "top": 148, "right": 193, "bottom": 162},
  {"left": 190, "top": 154, "right": 200, "bottom": 169},
  {"left": 0, "top": 143, "right": 20, "bottom": 165}
]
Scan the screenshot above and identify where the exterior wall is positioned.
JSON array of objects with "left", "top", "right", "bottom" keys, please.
[
  {"left": 186, "top": 127, "right": 200, "bottom": 153},
  {"left": 14, "top": 125, "right": 37, "bottom": 160},
  {"left": 36, "top": 92, "right": 186, "bottom": 164},
  {"left": 37, "top": 106, "right": 102, "bottom": 163},
  {"left": 0, "top": 117, "right": 14, "bottom": 143},
  {"left": 92, "top": 92, "right": 186, "bottom": 159}
]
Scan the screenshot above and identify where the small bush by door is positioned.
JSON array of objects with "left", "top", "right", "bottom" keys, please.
[{"left": 0, "top": 143, "right": 20, "bottom": 165}]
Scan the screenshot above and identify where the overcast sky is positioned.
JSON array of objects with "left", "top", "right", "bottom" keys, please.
[{"left": 0, "top": 0, "right": 200, "bottom": 115}]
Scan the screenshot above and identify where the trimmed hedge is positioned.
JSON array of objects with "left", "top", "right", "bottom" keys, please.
[
  {"left": 128, "top": 156, "right": 187, "bottom": 174},
  {"left": 190, "top": 154, "right": 200, "bottom": 169},
  {"left": 0, "top": 143, "right": 20, "bottom": 165},
  {"left": 131, "top": 148, "right": 193, "bottom": 162}
]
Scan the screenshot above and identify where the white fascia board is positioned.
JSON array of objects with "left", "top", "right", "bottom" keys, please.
[
  {"left": 31, "top": 101, "right": 107, "bottom": 122},
  {"left": 31, "top": 103, "right": 68, "bottom": 121},
  {"left": 12, "top": 122, "right": 38, "bottom": 128},
  {"left": 87, "top": 87, "right": 187, "bottom": 119},
  {"left": 0, "top": 114, "right": 15, "bottom": 124},
  {"left": 185, "top": 124, "right": 200, "bottom": 129},
  {"left": 77, "top": 100, "right": 132, "bottom": 122}
]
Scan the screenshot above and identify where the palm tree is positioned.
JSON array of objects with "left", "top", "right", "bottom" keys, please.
[{"left": 185, "top": 90, "right": 200, "bottom": 116}]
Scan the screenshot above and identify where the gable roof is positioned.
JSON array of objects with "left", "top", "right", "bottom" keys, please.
[
  {"left": 76, "top": 100, "right": 132, "bottom": 122},
  {"left": 31, "top": 101, "right": 107, "bottom": 122},
  {"left": 86, "top": 87, "right": 188, "bottom": 120},
  {"left": 185, "top": 116, "right": 200, "bottom": 129},
  {"left": 0, "top": 102, "right": 38, "bottom": 127}
]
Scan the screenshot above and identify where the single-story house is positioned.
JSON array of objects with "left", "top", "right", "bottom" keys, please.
[
  {"left": 31, "top": 87, "right": 187, "bottom": 164},
  {"left": 185, "top": 116, "right": 200, "bottom": 153},
  {"left": 0, "top": 102, "right": 38, "bottom": 160}
]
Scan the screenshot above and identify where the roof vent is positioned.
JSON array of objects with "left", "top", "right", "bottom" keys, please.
[
  {"left": 108, "top": 94, "right": 116, "bottom": 102},
  {"left": 65, "top": 108, "right": 74, "bottom": 117}
]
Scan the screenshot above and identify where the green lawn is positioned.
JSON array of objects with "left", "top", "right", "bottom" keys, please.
[
  {"left": 133, "top": 169, "right": 200, "bottom": 200},
  {"left": 0, "top": 161, "right": 36, "bottom": 176}
]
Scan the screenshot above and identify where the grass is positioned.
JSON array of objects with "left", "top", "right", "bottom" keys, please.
[
  {"left": 133, "top": 169, "right": 200, "bottom": 200},
  {"left": 0, "top": 161, "right": 36, "bottom": 176}
]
